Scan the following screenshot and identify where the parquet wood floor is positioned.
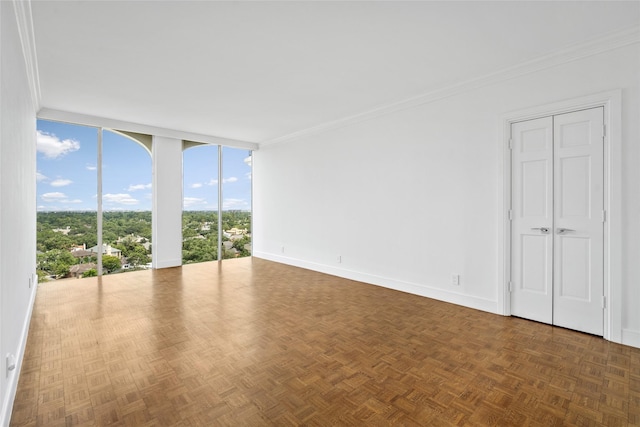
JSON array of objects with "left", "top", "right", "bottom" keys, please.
[{"left": 9, "top": 258, "right": 640, "bottom": 426}]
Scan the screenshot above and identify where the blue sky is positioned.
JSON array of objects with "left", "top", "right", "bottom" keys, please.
[{"left": 37, "top": 119, "right": 252, "bottom": 211}]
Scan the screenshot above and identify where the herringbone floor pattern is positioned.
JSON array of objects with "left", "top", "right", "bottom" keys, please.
[{"left": 9, "top": 258, "right": 640, "bottom": 426}]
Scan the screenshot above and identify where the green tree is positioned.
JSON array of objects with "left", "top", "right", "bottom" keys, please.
[
  {"left": 52, "top": 261, "right": 72, "bottom": 278},
  {"left": 36, "top": 270, "right": 49, "bottom": 283},
  {"left": 37, "top": 249, "right": 76, "bottom": 278},
  {"left": 182, "top": 237, "right": 216, "bottom": 264},
  {"left": 182, "top": 227, "right": 199, "bottom": 239},
  {"left": 114, "top": 238, "right": 151, "bottom": 267},
  {"left": 82, "top": 269, "right": 98, "bottom": 278},
  {"left": 232, "top": 236, "right": 251, "bottom": 257},
  {"left": 102, "top": 255, "right": 121, "bottom": 273},
  {"left": 127, "top": 246, "right": 150, "bottom": 266}
]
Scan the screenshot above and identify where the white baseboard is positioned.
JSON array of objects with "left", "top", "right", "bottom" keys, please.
[
  {"left": 153, "top": 259, "right": 182, "bottom": 269},
  {"left": 622, "top": 329, "right": 640, "bottom": 349},
  {"left": 0, "top": 281, "right": 38, "bottom": 427},
  {"left": 253, "top": 252, "right": 498, "bottom": 314}
]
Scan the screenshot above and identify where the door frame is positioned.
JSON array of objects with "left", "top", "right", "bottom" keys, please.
[{"left": 499, "top": 90, "right": 622, "bottom": 343}]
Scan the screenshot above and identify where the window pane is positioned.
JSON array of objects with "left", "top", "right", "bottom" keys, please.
[
  {"left": 36, "top": 119, "right": 98, "bottom": 281},
  {"left": 221, "top": 147, "right": 252, "bottom": 259},
  {"left": 182, "top": 144, "right": 219, "bottom": 264},
  {"left": 101, "top": 130, "right": 152, "bottom": 274}
]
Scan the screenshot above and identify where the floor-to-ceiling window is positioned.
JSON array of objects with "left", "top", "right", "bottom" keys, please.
[
  {"left": 101, "top": 130, "right": 152, "bottom": 273},
  {"left": 36, "top": 120, "right": 152, "bottom": 280},
  {"left": 221, "top": 146, "right": 252, "bottom": 259},
  {"left": 182, "top": 144, "right": 252, "bottom": 263},
  {"left": 182, "top": 143, "right": 219, "bottom": 263},
  {"left": 36, "top": 120, "right": 98, "bottom": 280}
]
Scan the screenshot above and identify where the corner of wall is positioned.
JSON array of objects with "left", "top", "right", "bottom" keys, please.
[{"left": 253, "top": 252, "right": 499, "bottom": 315}]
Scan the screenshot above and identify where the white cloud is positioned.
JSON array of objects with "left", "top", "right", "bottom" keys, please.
[
  {"left": 36, "top": 130, "right": 80, "bottom": 159},
  {"left": 244, "top": 155, "right": 252, "bottom": 167},
  {"left": 184, "top": 197, "right": 207, "bottom": 208},
  {"left": 223, "top": 198, "right": 249, "bottom": 209},
  {"left": 50, "top": 178, "right": 73, "bottom": 187},
  {"left": 36, "top": 171, "right": 48, "bottom": 182},
  {"left": 86, "top": 164, "right": 97, "bottom": 171},
  {"left": 207, "top": 177, "right": 238, "bottom": 186},
  {"left": 127, "top": 183, "right": 152, "bottom": 191},
  {"left": 190, "top": 183, "right": 203, "bottom": 189},
  {"left": 41, "top": 192, "right": 67, "bottom": 202},
  {"left": 41, "top": 192, "right": 82, "bottom": 204},
  {"left": 103, "top": 193, "right": 139, "bottom": 205},
  {"left": 245, "top": 172, "right": 252, "bottom": 180}
]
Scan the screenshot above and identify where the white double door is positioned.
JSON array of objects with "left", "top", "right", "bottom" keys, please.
[{"left": 510, "top": 107, "right": 604, "bottom": 336}]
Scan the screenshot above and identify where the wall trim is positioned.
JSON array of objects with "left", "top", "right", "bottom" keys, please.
[
  {"left": 254, "top": 252, "right": 498, "bottom": 314},
  {"left": 153, "top": 259, "right": 182, "bottom": 269},
  {"left": 499, "top": 90, "right": 623, "bottom": 343},
  {"left": 11, "top": 0, "right": 40, "bottom": 110},
  {"left": 37, "top": 108, "right": 259, "bottom": 151},
  {"left": 260, "top": 26, "right": 639, "bottom": 147},
  {"left": 0, "top": 282, "right": 38, "bottom": 427}
]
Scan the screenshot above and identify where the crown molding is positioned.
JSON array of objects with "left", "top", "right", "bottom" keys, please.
[
  {"left": 12, "top": 0, "right": 41, "bottom": 110},
  {"left": 260, "top": 25, "right": 640, "bottom": 147},
  {"left": 37, "top": 108, "right": 259, "bottom": 151}
]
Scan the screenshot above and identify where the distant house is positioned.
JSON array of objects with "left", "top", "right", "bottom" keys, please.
[
  {"left": 69, "top": 263, "right": 97, "bottom": 279},
  {"left": 222, "top": 241, "right": 239, "bottom": 257},
  {"left": 224, "top": 228, "right": 249, "bottom": 241},
  {"left": 70, "top": 249, "right": 94, "bottom": 260},
  {"left": 52, "top": 226, "right": 71, "bottom": 235},
  {"left": 87, "top": 244, "right": 122, "bottom": 259},
  {"left": 116, "top": 234, "right": 151, "bottom": 251}
]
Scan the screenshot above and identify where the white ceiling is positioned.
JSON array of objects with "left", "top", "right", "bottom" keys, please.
[{"left": 31, "top": 1, "right": 640, "bottom": 144}]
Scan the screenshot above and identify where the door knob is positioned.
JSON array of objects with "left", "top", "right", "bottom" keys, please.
[
  {"left": 531, "top": 227, "right": 550, "bottom": 234},
  {"left": 557, "top": 228, "right": 575, "bottom": 234}
]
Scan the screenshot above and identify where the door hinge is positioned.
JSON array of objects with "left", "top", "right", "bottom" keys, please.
[
  {"left": 508, "top": 209, "right": 513, "bottom": 221},
  {"left": 508, "top": 139, "right": 513, "bottom": 150},
  {"left": 602, "top": 296, "right": 607, "bottom": 309},
  {"left": 603, "top": 124, "right": 607, "bottom": 137},
  {"left": 509, "top": 281, "right": 514, "bottom": 292},
  {"left": 602, "top": 210, "right": 606, "bottom": 223}
]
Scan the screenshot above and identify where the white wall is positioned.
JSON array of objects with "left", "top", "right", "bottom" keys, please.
[
  {"left": 152, "top": 136, "right": 183, "bottom": 268},
  {"left": 253, "top": 43, "right": 640, "bottom": 345},
  {"left": 0, "top": 2, "right": 38, "bottom": 425}
]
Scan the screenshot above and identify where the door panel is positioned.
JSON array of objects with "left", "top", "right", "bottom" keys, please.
[
  {"left": 558, "top": 236, "right": 590, "bottom": 299},
  {"left": 559, "top": 156, "right": 590, "bottom": 217},
  {"left": 553, "top": 108, "right": 604, "bottom": 335},
  {"left": 511, "top": 107, "right": 604, "bottom": 336},
  {"left": 511, "top": 117, "right": 553, "bottom": 323},
  {"left": 522, "top": 160, "right": 549, "bottom": 217},
  {"left": 521, "top": 235, "right": 549, "bottom": 293}
]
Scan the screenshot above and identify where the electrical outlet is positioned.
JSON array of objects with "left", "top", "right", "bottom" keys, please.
[
  {"left": 452, "top": 274, "right": 460, "bottom": 286},
  {"left": 281, "top": 246, "right": 285, "bottom": 253},
  {"left": 6, "top": 354, "right": 16, "bottom": 378},
  {"left": 337, "top": 255, "right": 342, "bottom": 263}
]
